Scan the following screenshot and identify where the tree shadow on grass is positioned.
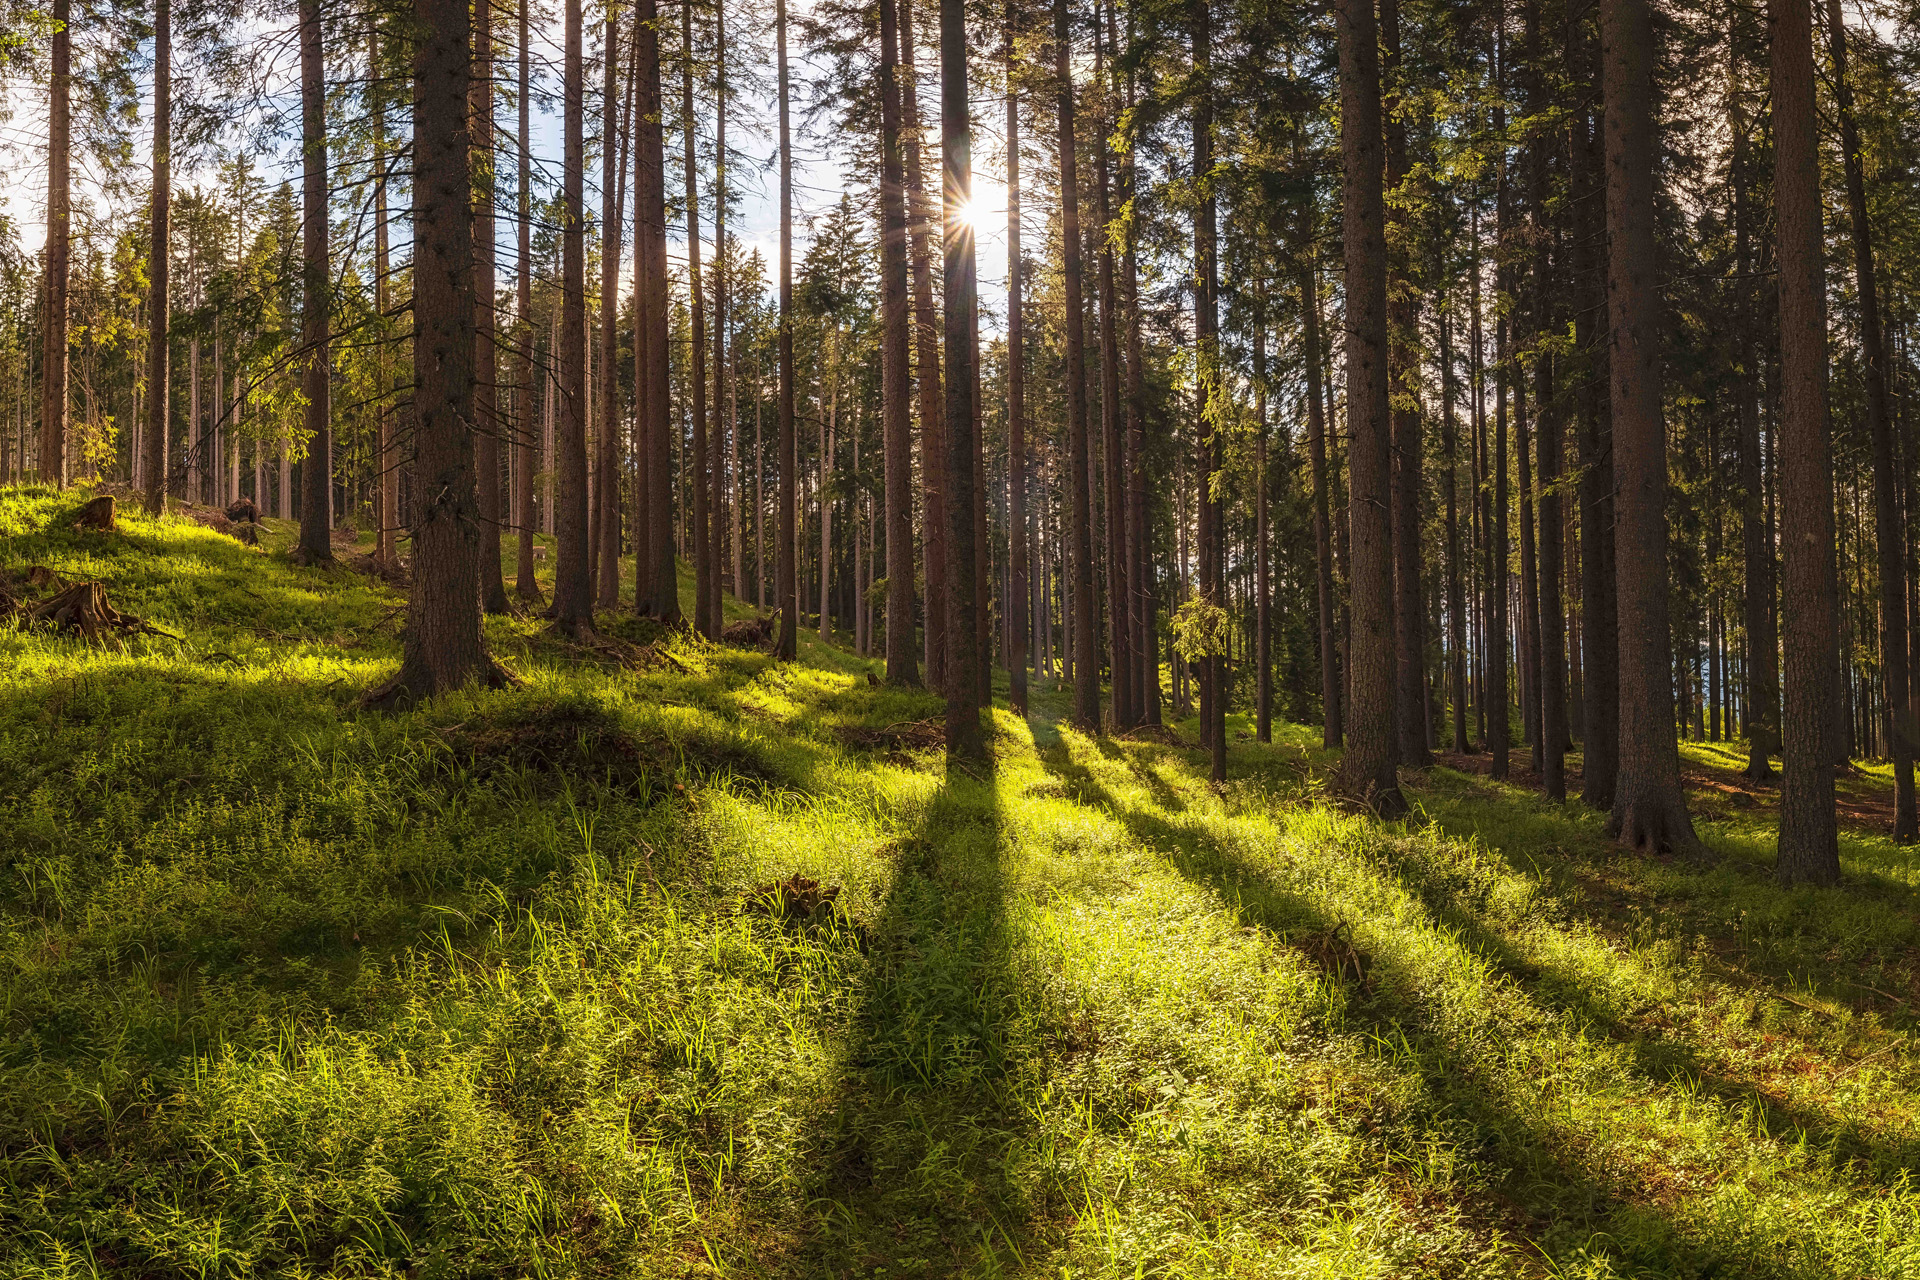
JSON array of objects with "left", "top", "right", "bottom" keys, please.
[
  {"left": 1421, "top": 770, "right": 1920, "bottom": 1031},
  {"left": 1359, "top": 825, "right": 1920, "bottom": 1184},
  {"left": 1034, "top": 745, "right": 1866, "bottom": 1280},
  {"left": 770, "top": 740, "right": 1048, "bottom": 1279}
]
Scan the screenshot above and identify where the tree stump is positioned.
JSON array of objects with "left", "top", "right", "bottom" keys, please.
[{"left": 71, "top": 495, "right": 116, "bottom": 533}]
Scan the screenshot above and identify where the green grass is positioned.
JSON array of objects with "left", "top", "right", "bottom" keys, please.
[{"left": 5, "top": 482, "right": 1920, "bottom": 1278}]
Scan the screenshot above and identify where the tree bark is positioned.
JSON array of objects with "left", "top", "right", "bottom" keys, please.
[
  {"left": 596, "top": 15, "right": 630, "bottom": 609},
  {"left": 1005, "top": 1, "right": 1028, "bottom": 712},
  {"left": 1572, "top": 0, "right": 1618, "bottom": 807},
  {"left": 1771, "top": 0, "right": 1841, "bottom": 882},
  {"left": 710, "top": 5, "right": 729, "bottom": 629},
  {"left": 880, "top": 0, "right": 920, "bottom": 685},
  {"left": 1333, "top": 0, "right": 1404, "bottom": 814},
  {"left": 514, "top": 0, "right": 540, "bottom": 600},
  {"left": 899, "top": 5, "right": 946, "bottom": 686},
  {"left": 1528, "top": 0, "right": 1567, "bottom": 797},
  {"left": 1256, "top": 317, "right": 1272, "bottom": 744},
  {"left": 776, "top": 0, "right": 798, "bottom": 659},
  {"left": 1602, "top": 0, "right": 1694, "bottom": 850},
  {"left": 1095, "top": 15, "right": 1130, "bottom": 730},
  {"left": 1302, "top": 219, "right": 1342, "bottom": 748},
  {"left": 368, "top": 0, "right": 506, "bottom": 706},
  {"left": 1054, "top": 0, "right": 1097, "bottom": 731},
  {"left": 943, "top": 0, "right": 985, "bottom": 758},
  {"left": 475, "top": 0, "right": 509, "bottom": 613},
  {"left": 1382, "top": 0, "right": 1428, "bottom": 770},
  {"left": 1443, "top": 301, "right": 1468, "bottom": 753},
  {"left": 1194, "top": 0, "right": 1223, "bottom": 779},
  {"left": 551, "top": 0, "right": 592, "bottom": 632},
  {"left": 296, "top": 0, "right": 333, "bottom": 563},
  {"left": 636, "top": 0, "right": 679, "bottom": 623},
  {"left": 41, "top": 0, "right": 69, "bottom": 488}
]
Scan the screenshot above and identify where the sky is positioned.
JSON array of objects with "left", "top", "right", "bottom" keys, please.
[{"left": 0, "top": 2, "right": 1018, "bottom": 334}]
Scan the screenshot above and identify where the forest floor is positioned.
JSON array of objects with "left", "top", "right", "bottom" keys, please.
[{"left": 6, "top": 483, "right": 1920, "bottom": 1279}]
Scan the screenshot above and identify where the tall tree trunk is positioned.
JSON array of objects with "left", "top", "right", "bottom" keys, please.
[
  {"left": 880, "top": 0, "right": 920, "bottom": 685},
  {"left": 373, "top": 21, "right": 401, "bottom": 570},
  {"left": 682, "top": 1, "right": 713, "bottom": 639},
  {"left": 636, "top": 0, "right": 678, "bottom": 623},
  {"left": 1333, "top": 0, "right": 1404, "bottom": 814},
  {"left": 1443, "top": 300, "right": 1469, "bottom": 753},
  {"left": 712, "top": 4, "right": 730, "bottom": 624},
  {"left": 943, "top": 0, "right": 985, "bottom": 757},
  {"left": 1602, "top": 0, "right": 1693, "bottom": 850},
  {"left": 551, "top": 0, "right": 592, "bottom": 632},
  {"left": 1255, "top": 318, "right": 1272, "bottom": 744},
  {"left": 296, "top": 0, "right": 333, "bottom": 563},
  {"left": 41, "top": 0, "right": 69, "bottom": 488},
  {"left": 1120, "top": 5, "right": 1156, "bottom": 724},
  {"left": 1094, "top": 14, "right": 1130, "bottom": 730},
  {"left": 1829, "top": 0, "right": 1913, "bottom": 838},
  {"left": 368, "top": 0, "right": 506, "bottom": 705},
  {"left": 1573, "top": 0, "right": 1617, "bottom": 806},
  {"left": 1302, "top": 216, "right": 1342, "bottom": 748},
  {"left": 900, "top": 4, "right": 947, "bottom": 687},
  {"left": 515, "top": 0, "right": 540, "bottom": 600},
  {"left": 596, "top": 15, "right": 630, "bottom": 609},
  {"left": 1194, "top": 0, "right": 1223, "bottom": 778},
  {"left": 1055, "top": 0, "right": 1097, "bottom": 731},
  {"left": 1528, "top": 0, "right": 1567, "bottom": 797},
  {"left": 1382, "top": 0, "right": 1427, "bottom": 769},
  {"left": 1489, "top": 113, "right": 1512, "bottom": 778},
  {"left": 1771, "top": 0, "right": 1840, "bottom": 882},
  {"left": 776, "top": 0, "right": 798, "bottom": 659},
  {"left": 1005, "top": 0, "right": 1028, "bottom": 712},
  {"left": 475, "top": 0, "right": 509, "bottom": 612}
]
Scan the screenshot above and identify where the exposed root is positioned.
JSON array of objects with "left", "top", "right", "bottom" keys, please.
[
  {"left": 6, "top": 579, "right": 179, "bottom": 644},
  {"left": 224, "top": 497, "right": 260, "bottom": 524}
]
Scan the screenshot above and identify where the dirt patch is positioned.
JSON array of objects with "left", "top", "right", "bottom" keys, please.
[{"left": 436, "top": 700, "right": 779, "bottom": 796}]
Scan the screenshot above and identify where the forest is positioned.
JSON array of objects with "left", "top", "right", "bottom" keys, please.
[{"left": 5, "top": 0, "right": 1920, "bottom": 1269}]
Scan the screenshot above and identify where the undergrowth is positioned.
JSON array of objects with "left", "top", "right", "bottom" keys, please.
[{"left": 4, "top": 483, "right": 1920, "bottom": 1278}]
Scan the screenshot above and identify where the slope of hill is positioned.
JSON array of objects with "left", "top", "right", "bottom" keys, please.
[{"left": 4, "top": 485, "right": 1920, "bottom": 1279}]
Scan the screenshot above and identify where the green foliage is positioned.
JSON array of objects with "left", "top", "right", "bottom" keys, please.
[{"left": 1171, "top": 591, "right": 1233, "bottom": 662}]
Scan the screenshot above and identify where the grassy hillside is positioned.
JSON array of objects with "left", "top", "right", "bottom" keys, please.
[{"left": 4, "top": 484, "right": 1920, "bottom": 1279}]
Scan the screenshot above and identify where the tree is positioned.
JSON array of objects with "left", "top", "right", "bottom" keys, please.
[
  {"left": 1771, "top": 0, "right": 1840, "bottom": 883},
  {"left": 1057, "top": 0, "right": 1096, "bottom": 732},
  {"left": 293, "top": 0, "right": 332, "bottom": 564},
  {"left": 515, "top": 0, "right": 541, "bottom": 602},
  {"left": 475, "top": 0, "right": 508, "bottom": 614},
  {"left": 552, "top": 0, "right": 592, "bottom": 635},
  {"left": 636, "top": 0, "right": 680, "bottom": 624},
  {"left": 880, "top": 0, "right": 919, "bottom": 686},
  {"left": 775, "top": 0, "right": 798, "bottom": 660},
  {"left": 1333, "top": 0, "right": 1403, "bottom": 816},
  {"left": 142, "top": 0, "right": 171, "bottom": 517},
  {"left": 40, "top": 0, "right": 69, "bottom": 488},
  {"left": 684, "top": 0, "right": 713, "bottom": 640},
  {"left": 943, "top": 0, "right": 984, "bottom": 760},
  {"left": 1601, "top": 0, "right": 1693, "bottom": 851},
  {"left": 367, "top": 0, "right": 509, "bottom": 706}
]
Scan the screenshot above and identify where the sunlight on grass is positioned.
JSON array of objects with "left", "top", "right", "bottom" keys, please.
[{"left": 6, "top": 484, "right": 1920, "bottom": 1277}]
